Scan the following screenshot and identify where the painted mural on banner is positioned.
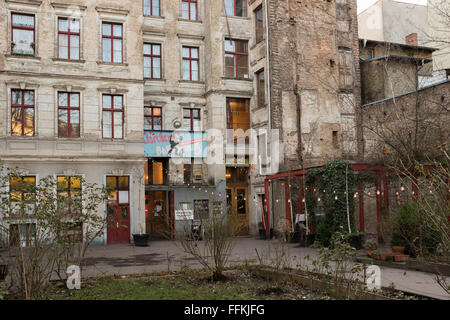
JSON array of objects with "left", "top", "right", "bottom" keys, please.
[{"left": 144, "top": 131, "right": 208, "bottom": 158}]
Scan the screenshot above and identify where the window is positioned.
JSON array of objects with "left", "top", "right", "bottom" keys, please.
[
  {"left": 338, "top": 48, "right": 354, "bottom": 89},
  {"left": 224, "top": 39, "right": 248, "bottom": 78},
  {"left": 144, "top": 0, "right": 160, "bottom": 16},
  {"left": 144, "top": 106, "right": 162, "bottom": 131},
  {"left": 184, "top": 159, "right": 203, "bottom": 184},
  {"left": 11, "top": 89, "right": 34, "bottom": 136},
  {"left": 58, "top": 92, "right": 80, "bottom": 138},
  {"left": 183, "top": 108, "right": 201, "bottom": 131},
  {"left": 256, "top": 69, "right": 265, "bottom": 107},
  {"left": 11, "top": 13, "right": 35, "bottom": 55},
  {"left": 182, "top": 46, "right": 199, "bottom": 81},
  {"left": 102, "top": 95, "right": 123, "bottom": 139},
  {"left": 258, "top": 133, "right": 267, "bottom": 173},
  {"left": 182, "top": 0, "right": 197, "bottom": 20},
  {"left": 146, "top": 159, "right": 167, "bottom": 185},
  {"left": 225, "top": 0, "right": 247, "bottom": 17},
  {"left": 9, "top": 176, "right": 36, "bottom": 216},
  {"left": 194, "top": 200, "right": 209, "bottom": 220},
  {"left": 144, "top": 43, "right": 161, "bottom": 79},
  {"left": 9, "top": 223, "right": 36, "bottom": 247},
  {"left": 57, "top": 176, "right": 82, "bottom": 215},
  {"left": 102, "top": 22, "right": 123, "bottom": 63},
  {"left": 226, "top": 98, "right": 250, "bottom": 131},
  {"left": 58, "top": 18, "right": 80, "bottom": 60},
  {"left": 106, "top": 176, "right": 130, "bottom": 204},
  {"left": 255, "top": 6, "right": 264, "bottom": 43}
]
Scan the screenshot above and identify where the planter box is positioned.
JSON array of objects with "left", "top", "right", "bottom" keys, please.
[
  {"left": 394, "top": 254, "right": 409, "bottom": 262},
  {"left": 133, "top": 234, "right": 149, "bottom": 247},
  {"left": 392, "top": 246, "right": 405, "bottom": 254}
]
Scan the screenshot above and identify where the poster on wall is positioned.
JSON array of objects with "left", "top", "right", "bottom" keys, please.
[{"left": 144, "top": 131, "right": 208, "bottom": 158}]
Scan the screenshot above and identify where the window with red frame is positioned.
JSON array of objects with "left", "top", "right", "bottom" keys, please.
[
  {"left": 11, "top": 89, "right": 34, "bottom": 137},
  {"left": 224, "top": 39, "right": 248, "bottom": 78},
  {"left": 11, "top": 13, "right": 35, "bottom": 55},
  {"left": 144, "top": 43, "right": 161, "bottom": 79},
  {"left": 9, "top": 176, "right": 36, "bottom": 217},
  {"left": 182, "top": 46, "right": 199, "bottom": 81},
  {"left": 183, "top": 108, "right": 201, "bottom": 131},
  {"left": 58, "top": 92, "right": 80, "bottom": 138},
  {"left": 225, "top": 0, "right": 247, "bottom": 17},
  {"left": 102, "top": 22, "right": 122, "bottom": 63},
  {"left": 144, "top": 0, "right": 160, "bottom": 16},
  {"left": 57, "top": 176, "right": 82, "bottom": 215},
  {"left": 58, "top": 18, "right": 80, "bottom": 60},
  {"left": 9, "top": 223, "right": 36, "bottom": 247},
  {"left": 181, "top": 0, "right": 197, "bottom": 20},
  {"left": 255, "top": 6, "right": 264, "bottom": 43},
  {"left": 144, "top": 106, "right": 162, "bottom": 131},
  {"left": 102, "top": 95, "right": 124, "bottom": 139},
  {"left": 256, "top": 69, "right": 265, "bottom": 107}
]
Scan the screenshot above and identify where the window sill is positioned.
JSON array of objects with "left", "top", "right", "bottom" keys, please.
[
  {"left": 144, "top": 15, "right": 165, "bottom": 19},
  {"left": 97, "top": 61, "right": 129, "bottom": 67},
  {"left": 179, "top": 80, "right": 205, "bottom": 84},
  {"left": 250, "top": 39, "right": 266, "bottom": 50},
  {"left": 5, "top": 54, "right": 41, "bottom": 61},
  {"left": 144, "top": 77, "right": 166, "bottom": 82},
  {"left": 53, "top": 58, "right": 85, "bottom": 64},
  {"left": 222, "top": 77, "right": 253, "bottom": 82},
  {"left": 221, "top": 15, "right": 251, "bottom": 20},
  {"left": 178, "top": 18, "right": 203, "bottom": 24}
]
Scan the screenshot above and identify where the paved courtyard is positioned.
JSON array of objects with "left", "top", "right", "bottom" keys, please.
[{"left": 82, "top": 237, "right": 450, "bottom": 300}]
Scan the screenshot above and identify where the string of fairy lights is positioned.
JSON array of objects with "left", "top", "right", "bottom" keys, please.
[{"left": 148, "top": 159, "right": 448, "bottom": 206}]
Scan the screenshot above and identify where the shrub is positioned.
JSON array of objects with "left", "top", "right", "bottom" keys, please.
[{"left": 391, "top": 203, "right": 441, "bottom": 256}]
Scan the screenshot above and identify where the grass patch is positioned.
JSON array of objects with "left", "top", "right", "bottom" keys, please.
[{"left": 38, "top": 270, "right": 334, "bottom": 300}]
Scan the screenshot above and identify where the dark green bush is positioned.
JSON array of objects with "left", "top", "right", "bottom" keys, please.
[{"left": 391, "top": 203, "right": 441, "bottom": 256}]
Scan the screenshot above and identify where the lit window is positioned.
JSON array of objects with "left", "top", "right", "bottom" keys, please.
[
  {"left": 102, "top": 95, "right": 123, "bottom": 139},
  {"left": 102, "top": 22, "right": 123, "bottom": 63},
  {"left": 144, "top": 106, "right": 162, "bottom": 131},
  {"left": 225, "top": 0, "right": 247, "bottom": 17},
  {"left": 182, "top": 0, "right": 197, "bottom": 20},
  {"left": 11, "top": 13, "right": 35, "bottom": 55},
  {"left": 9, "top": 176, "right": 36, "bottom": 217},
  {"left": 58, "top": 92, "right": 80, "bottom": 138},
  {"left": 182, "top": 46, "right": 199, "bottom": 81},
  {"left": 144, "top": 0, "right": 160, "bottom": 16},
  {"left": 224, "top": 39, "right": 248, "bottom": 78},
  {"left": 144, "top": 43, "right": 161, "bottom": 79},
  {"left": 58, "top": 18, "right": 80, "bottom": 60},
  {"left": 11, "top": 89, "right": 34, "bottom": 136},
  {"left": 57, "top": 176, "right": 82, "bottom": 215}
]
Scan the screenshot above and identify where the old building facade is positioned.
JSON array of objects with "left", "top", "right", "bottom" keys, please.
[{"left": 1, "top": 0, "right": 365, "bottom": 244}]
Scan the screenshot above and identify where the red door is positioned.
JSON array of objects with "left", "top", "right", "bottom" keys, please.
[
  {"left": 106, "top": 176, "right": 130, "bottom": 244},
  {"left": 107, "top": 203, "right": 130, "bottom": 244}
]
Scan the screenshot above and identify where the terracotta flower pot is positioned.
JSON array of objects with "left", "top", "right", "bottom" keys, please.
[
  {"left": 392, "top": 246, "right": 405, "bottom": 254},
  {"left": 394, "top": 254, "right": 409, "bottom": 262}
]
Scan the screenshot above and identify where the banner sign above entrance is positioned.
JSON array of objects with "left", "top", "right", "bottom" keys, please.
[{"left": 144, "top": 131, "right": 208, "bottom": 158}]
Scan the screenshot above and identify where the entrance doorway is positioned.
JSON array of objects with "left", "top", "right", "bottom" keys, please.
[
  {"left": 146, "top": 190, "right": 169, "bottom": 239},
  {"left": 226, "top": 166, "right": 249, "bottom": 235},
  {"left": 106, "top": 176, "right": 130, "bottom": 244}
]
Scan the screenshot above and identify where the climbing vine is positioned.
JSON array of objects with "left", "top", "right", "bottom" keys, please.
[{"left": 304, "top": 159, "right": 368, "bottom": 246}]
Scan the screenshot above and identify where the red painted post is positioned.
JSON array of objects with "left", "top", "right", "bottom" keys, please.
[
  {"left": 285, "top": 179, "right": 291, "bottom": 231},
  {"left": 264, "top": 179, "right": 271, "bottom": 238},
  {"left": 358, "top": 183, "right": 364, "bottom": 232}
]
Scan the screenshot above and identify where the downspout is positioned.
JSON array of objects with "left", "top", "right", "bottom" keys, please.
[{"left": 264, "top": 0, "right": 272, "bottom": 237}]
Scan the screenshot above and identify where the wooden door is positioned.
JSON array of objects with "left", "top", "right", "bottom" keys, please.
[
  {"left": 226, "top": 185, "right": 249, "bottom": 235},
  {"left": 146, "top": 191, "right": 169, "bottom": 239},
  {"left": 107, "top": 203, "right": 130, "bottom": 244}
]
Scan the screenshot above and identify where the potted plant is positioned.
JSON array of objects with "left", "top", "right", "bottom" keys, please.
[
  {"left": 371, "top": 249, "right": 381, "bottom": 260},
  {"left": 348, "top": 232, "right": 365, "bottom": 250},
  {"left": 133, "top": 223, "right": 149, "bottom": 247}
]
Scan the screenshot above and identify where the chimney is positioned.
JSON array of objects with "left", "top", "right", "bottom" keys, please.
[{"left": 406, "top": 33, "right": 418, "bottom": 46}]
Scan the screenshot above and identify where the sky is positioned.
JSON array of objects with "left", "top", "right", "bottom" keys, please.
[{"left": 357, "top": 0, "right": 428, "bottom": 13}]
